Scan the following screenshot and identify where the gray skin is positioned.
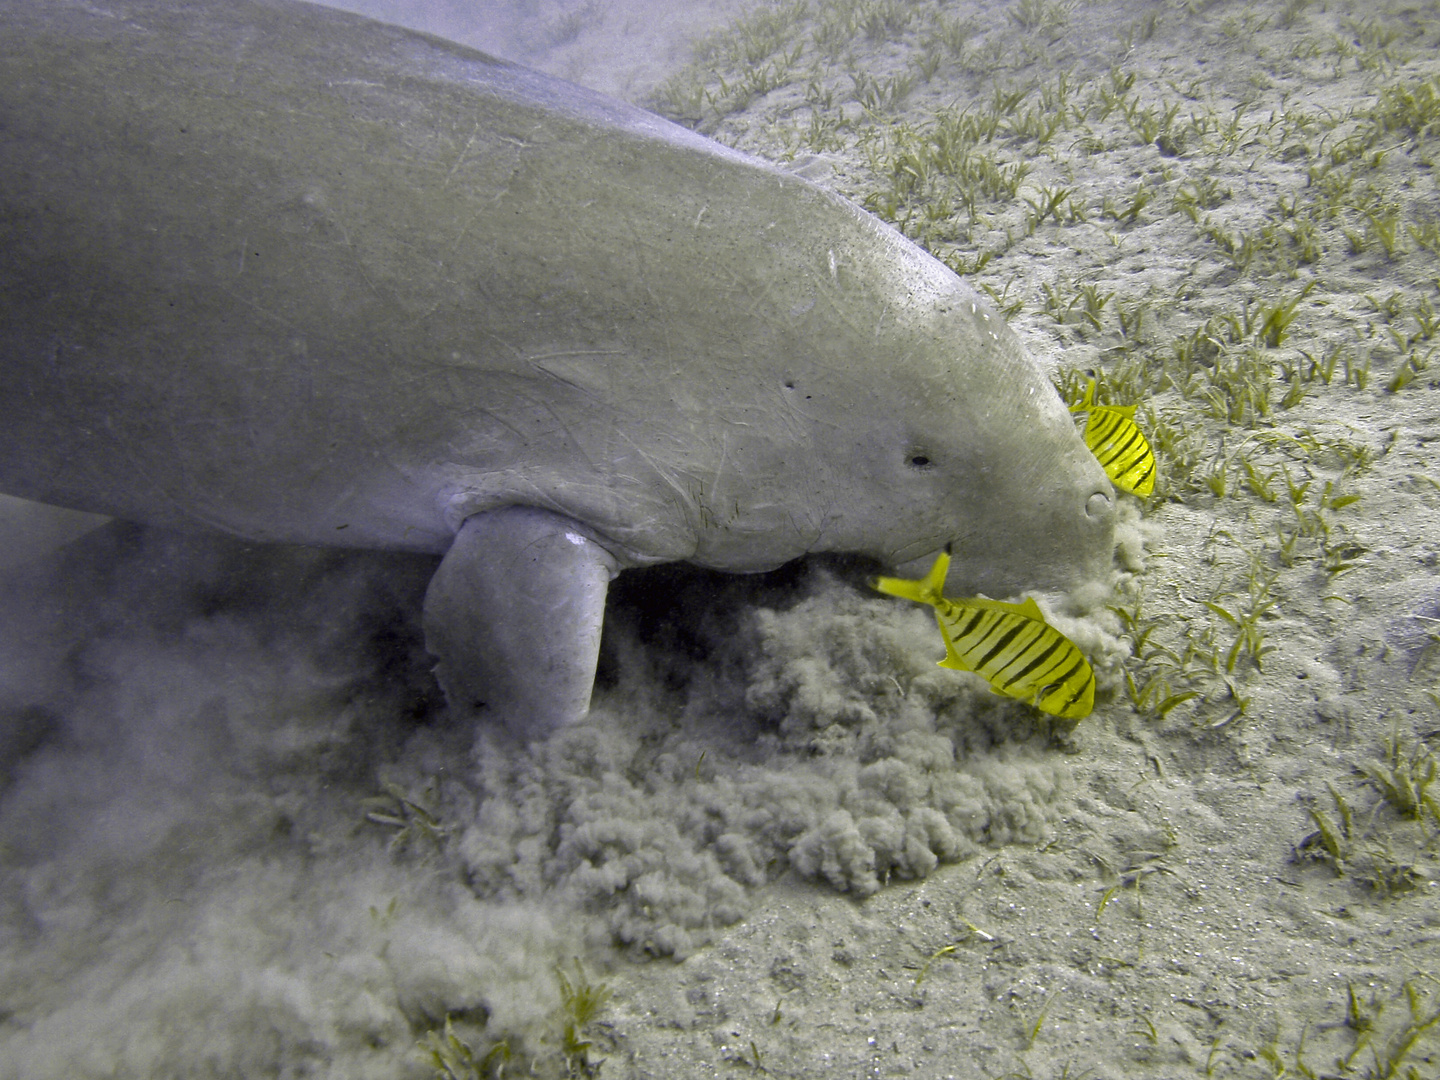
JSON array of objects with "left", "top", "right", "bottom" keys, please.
[{"left": 0, "top": 0, "right": 1115, "bottom": 737}]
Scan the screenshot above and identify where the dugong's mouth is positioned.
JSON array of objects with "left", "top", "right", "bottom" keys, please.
[{"left": 889, "top": 479, "right": 1117, "bottom": 597}]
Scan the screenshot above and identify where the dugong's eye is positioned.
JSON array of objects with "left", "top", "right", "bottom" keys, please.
[{"left": 906, "top": 452, "right": 933, "bottom": 470}]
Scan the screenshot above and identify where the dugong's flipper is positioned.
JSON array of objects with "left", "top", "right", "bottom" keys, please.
[{"left": 423, "top": 507, "right": 619, "bottom": 738}]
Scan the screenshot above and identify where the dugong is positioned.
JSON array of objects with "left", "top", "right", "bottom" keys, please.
[{"left": 0, "top": 0, "right": 1115, "bottom": 736}]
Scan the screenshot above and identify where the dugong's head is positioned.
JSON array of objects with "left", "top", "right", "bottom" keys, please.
[
  {"left": 682, "top": 213, "right": 1116, "bottom": 598},
  {"left": 826, "top": 290, "right": 1116, "bottom": 596}
]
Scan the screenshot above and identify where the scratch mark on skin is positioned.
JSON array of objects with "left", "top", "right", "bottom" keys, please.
[
  {"left": 222, "top": 28, "right": 261, "bottom": 83},
  {"left": 802, "top": 249, "right": 880, "bottom": 344},
  {"left": 446, "top": 213, "right": 480, "bottom": 259},
  {"left": 526, "top": 349, "right": 628, "bottom": 392},
  {"left": 689, "top": 480, "right": 717, "bottom": 530},
  {"left": 297, "top": 205, "right": 383, "bottom": 301},
  {"left": 539, "top": 399, "right": 602, "bottom": 473},
  {"left": 442, "top": 124, "right": 480, "bottom": 189},
  {"left": 786, "top": 508, "right": 823, "bottom": 550},
  {"left": 467, "top": 407, "right": 529, "bottom": 445},
  {"left": 502, "top": 477, "right": 580, "bottom": 524},
  {"left": 217, "top": 285, "right": 299, "bottom": 330},
  {"left": 620, "top": 214, "right": 667, "bottom": 339},
  {"left": 708, "top": 430, "right": 730, "bottom": 515},
  {"left": 613, "top": 428, "right": 706, "bottom": 547},
  {"left": 526, "top": 353, "right": 623, "bottom": 399},
  {"left": 528, "top": 350, "right": 627, "bottom": 363},
  {"left": 402, "top": 300, "right": 444, "bottom": 328},
  {"left": 891, "top": 530, "right": 965, "bottom": 567}
]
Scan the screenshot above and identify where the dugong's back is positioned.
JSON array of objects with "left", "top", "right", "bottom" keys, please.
[
  {"left": 0, "top": 0, "right": 1113, "bottom": 596},
  {"left": 0, "top": 0, "right": 871, "bottom": 558}
]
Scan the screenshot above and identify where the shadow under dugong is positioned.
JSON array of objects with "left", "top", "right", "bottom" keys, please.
[{"left": 0, "top": 0, "right": 1115, "bottom": 737}]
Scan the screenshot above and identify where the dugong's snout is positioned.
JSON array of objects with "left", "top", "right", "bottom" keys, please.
[
  {"left": 1021, "top": 435, "right": 1119, "bottom": 591},
  {"left": 1017, "top": 401, "right": 1121, "bottom": 591}
]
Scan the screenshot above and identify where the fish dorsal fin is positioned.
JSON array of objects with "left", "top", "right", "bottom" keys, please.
[
  {"left": 958, "top": 595, "right": 1047, "bottom": 622},
  {"left": 1068, "top": 377, "right": 1097, "bottom": 414},
  {"left": 1016, "top": 596, "right": 1046, "bottom": 621},
  {"left": 1097, "top": 403, "right": 1138, "bottom": 420}
]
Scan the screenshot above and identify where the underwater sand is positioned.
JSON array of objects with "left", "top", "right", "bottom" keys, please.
[{"left": 2, "top": 0, "right": 1439, "bottom": 1077}]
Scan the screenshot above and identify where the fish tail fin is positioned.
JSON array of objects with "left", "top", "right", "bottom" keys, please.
[
  {"left": 870, "top": 551, "right": 950, "bottom": 607},
  {"left": 871, "top": 574, "right": 931, "bottom": 604}
]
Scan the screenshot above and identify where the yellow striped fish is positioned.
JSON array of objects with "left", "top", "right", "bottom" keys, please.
[
  {"left": 1069, "top": 378, "right": 1155, "bottom": 497},
  {"left": 872, "top": 550, "right": 1095, "bottom": 720}
]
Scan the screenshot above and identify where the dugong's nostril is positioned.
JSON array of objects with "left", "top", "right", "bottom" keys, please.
[{"left": 1086, "top": 491, "right": 1113, "bottom": 519}]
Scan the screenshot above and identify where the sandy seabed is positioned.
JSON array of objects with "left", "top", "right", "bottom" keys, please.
[{"left": 2, "top": 1, "right": 1439, "bottom": 1078}]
